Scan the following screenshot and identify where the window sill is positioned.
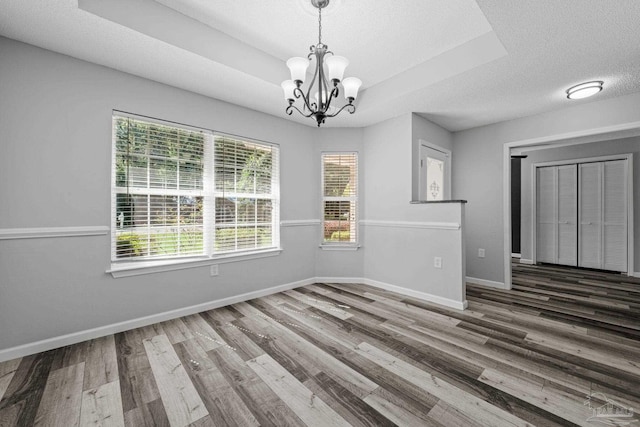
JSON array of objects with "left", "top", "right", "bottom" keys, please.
[
  {"left": 319, "top": 244, "right": 361, "bottom": 251},
  {"left": 107, "top": 248, "right": 282, "bottom": 278}
]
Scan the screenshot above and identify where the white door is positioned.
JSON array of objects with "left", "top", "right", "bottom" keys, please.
[
  {"left": 578, "top": 160, "right": 628, "bottom": 272},
  {"left": 602, "top": 160, "right": 627, "bottom": 272},
  {"left": 557, "top": 164, "right": 578, "bottom": 266},
  {"left": 579, "top": 162, "right": 602, "bottom": 269},
  {"left": 419, "top": 143, "right": 451, "bottom": 201},
  {"left": 536, "top": 164, "right": 577, "bottom": 266},
  {"left": 536, "top": 166, "right": 556, "bottom": 263}
]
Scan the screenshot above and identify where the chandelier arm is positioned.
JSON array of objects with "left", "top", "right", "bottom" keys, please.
[
  {"left": 324, "top": 102, "right": 356, "bottom": 118},
  {"left": 293, "top": 86, "right": 316, "bottom": 113},
  {"left": 323, "top": 86, "right": 340, "bottom": 112},
  {"left": 305, "top": 55, "right": 319, "bottom": 111},
  {"left": 286, "top": 103, "right": 316, "bottom": 118},
  {"left": 307, "top": 44, "right": 317, "bottom": 59}
]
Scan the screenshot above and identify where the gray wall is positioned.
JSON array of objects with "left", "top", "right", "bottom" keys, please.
[
  {"left": 0, "top": 37, "right": 468, "bottom": 355},
  {"left": 362, "top": 115, "right": 465, "bottom": 303},
  {"left": 363, "top": 114, "right": 413, "bottom": 219},
  {"left": 520, "top": 137, "right": 640, "bottom": 268},
  {"left": 453, "top": 91, "right": 640, "bottom": 284},
  {"left": 0, "top": 36, "right": 318, "bottom": 351},
  {"left": 4, "top": 31, "right": 640, "bottom": 353}
]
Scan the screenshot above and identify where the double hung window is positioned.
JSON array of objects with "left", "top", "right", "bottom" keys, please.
[
  {"left": 111, "top": 113, "right": 279, "bottom": 262},
  {"left": 322, "top": 153, "right": 358, "bottom": 245}
]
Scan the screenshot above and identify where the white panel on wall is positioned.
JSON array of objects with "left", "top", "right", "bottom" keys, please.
[
  {"left": 418, "top": 142, "right": 451, "bottom": 201},
  {"left": 557, "top": 164, "right": 577, "bottom": 266},
  {"left": 536, "top": 167, "right": 556, "bottom": 263},
  {"left": 579, "top": 162, "right": 602, "bottom": 269},
  {"left": 603, "top": 160, "right": 627, "bottom": 272}
]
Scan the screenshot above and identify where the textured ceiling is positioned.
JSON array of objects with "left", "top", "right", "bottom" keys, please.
[
  {"left": 1, "top": 0, "right": 640, "bottom": 131},
  {"left": 153, "top": 0, "right": 493, "bottom": 87}
]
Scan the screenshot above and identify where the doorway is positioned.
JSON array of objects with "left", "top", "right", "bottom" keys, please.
[
  {"left": 419, "top": 141, "right": 451, "bottom": 201},
  {"left": 511, "top": 155, "right": 525, "bottom": 257},
  {"left": 533, "top": 155, "right": 632, "bottom": 273},
  {"left": 503, "top": 127, "right": 640, "bottom": 290}
]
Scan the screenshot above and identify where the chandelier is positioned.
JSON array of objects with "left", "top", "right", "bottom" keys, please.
[{"left": 281, "top": 0, "right": 362, "bottom": 127}]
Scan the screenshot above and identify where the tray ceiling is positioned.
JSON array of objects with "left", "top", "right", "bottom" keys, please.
[{"left": 1, "top": 0, "right": 640, "bottom": 130}]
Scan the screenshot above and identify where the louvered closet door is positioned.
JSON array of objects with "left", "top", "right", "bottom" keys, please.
[
  {"left": 557, "top": 164, "right": 577, "bottom": 266},
  {"left": 603, "top": 160, "right": 627, "bottom": 272},
  {"left": 579, "top": 163, "right": 602, "bottom": 269},
  {"left": 536, "top": 167, "right": 556, "bottom": 263}
]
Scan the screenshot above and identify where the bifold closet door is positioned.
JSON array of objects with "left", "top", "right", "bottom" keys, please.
[
  {"left": 536, "top": 167, "right": 556, "bottom": 263},
  {"left": 603, "top": 160, "right": 627, "bottom": 271},
  {"left": 578, "top": 160, "right": 627, "bottom": 272},
  {"left": 557, "top": 164, "right": 577, "bottom": 265},
  {"left": 536, "top": 164, "right": 577, "bottom": 266},
  {"left": 579, "top": 162, "right": 602, "bottom": 269}
]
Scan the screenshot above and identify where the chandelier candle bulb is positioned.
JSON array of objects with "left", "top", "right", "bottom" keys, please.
[
  {"left": 342, "top": 77, "right": 362, "bottom": 100},
  {"left": 281, "top": 80, "right": 297, "bottom": 100},
  {"left": 287, "top": 57, "right": 310, "bottom": 83},
  {"left": 282, "top": 0, "right": 362, "bottom": 126},
  {"left": 325, "top": 55, "right": 349, "bottom": 82}
]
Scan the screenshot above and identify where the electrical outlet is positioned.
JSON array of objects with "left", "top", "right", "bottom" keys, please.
[
  {"left": 478, "top": 248, "right": 485, "bottom": 258},
  {"left": 434, "top": 257, "right": 442, "bottom": 269},
  {"left": 210, "top": 265, "right": 219, "bottom": 276}
]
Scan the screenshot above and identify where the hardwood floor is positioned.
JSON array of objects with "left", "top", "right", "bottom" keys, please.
[{"left": 1, "top": 263, "right": 639, "bottom": 426}]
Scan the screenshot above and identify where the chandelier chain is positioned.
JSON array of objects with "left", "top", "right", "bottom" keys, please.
[{"left": 318, "top": 6, "right": 322, "bottom": 45}]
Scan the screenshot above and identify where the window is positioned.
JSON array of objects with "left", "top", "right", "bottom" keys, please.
[
  {"left": 213, "top": 135, "right": 279, "bottom": 254},
  {"left": 111, "top": 113, "right": 279, "bottom": 262},
  {"left": 322, "top": 153, "right": 358, "bottom": 245}
]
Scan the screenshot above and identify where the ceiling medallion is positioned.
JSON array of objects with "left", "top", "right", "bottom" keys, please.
[{"left": 281, "top": 0, "right": 362, "bottom": 127}]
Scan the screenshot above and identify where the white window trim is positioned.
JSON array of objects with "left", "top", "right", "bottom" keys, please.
[
  {"left": 110, "top": 112, "right": 280, "bottom": 268},
  {"left": 319, "top": 244, "right": 361, "bottom": 251},
  {"left": 321, "top": 151, "right": 359, "bottom": 246},
  {"left": 107, "top": 247, "right": 283, "bottom": 278}
]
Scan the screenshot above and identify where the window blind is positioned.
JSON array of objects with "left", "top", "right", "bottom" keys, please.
[
  {"left": 322, "top": 153, "right": 358, "bottom": 244},
  {"left": 213, "top": 135, "right": 280, "bottom": 254},
  {"left": 111, "top": 114, "right": 279, "bottom": 261}
]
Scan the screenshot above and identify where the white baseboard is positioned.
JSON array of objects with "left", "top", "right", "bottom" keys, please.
[
  {"left": 315, "top": 277, "right": 365, "bottom": 284},
  {"left": 632, "top": 272, "right": 640, "bottom": 278},
  {"left": 0, "top": 278, "right": 314, "bottom": 363},
  {"left": 466, "top": 276, "right": 508, "bottom": 290},
  {"left": 519, "top": 258, "right": 534, "bottom": 265},
  {"left": 511, "top": 253, "right": 521, "bottom": 259},
  {"left": 0, "top": 275, "right": 470, "bottom": 362},
  {"left": 317, "top": 277, "right": 468, "bottom": 310}
]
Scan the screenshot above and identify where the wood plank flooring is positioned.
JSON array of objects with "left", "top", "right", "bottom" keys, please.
[{"left": 1, "top": 262, "right": 639, "bottom": 426}]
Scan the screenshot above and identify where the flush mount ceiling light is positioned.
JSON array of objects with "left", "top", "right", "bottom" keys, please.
[
  {"left": 566, "top": 81, "right": 603, "bottom": 100},
  {"left": 281, "top": 0, "right": 362, "bottom": 127}
]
